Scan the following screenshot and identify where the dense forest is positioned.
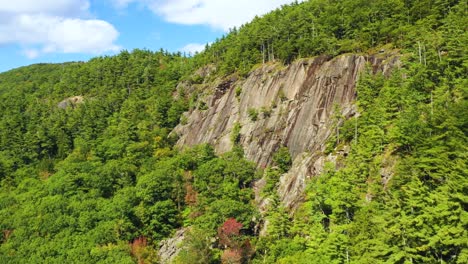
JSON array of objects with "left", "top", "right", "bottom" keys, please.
[{"left": 0, "top": 0, "right": 466, "bottom": 263}]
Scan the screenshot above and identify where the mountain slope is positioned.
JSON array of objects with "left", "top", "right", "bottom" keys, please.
[
  {"left": 174, "top": 52, "right": 400, "bottom": 210},
  {"left": 0, "top": 0, "right": 467, "bottom": 263}
]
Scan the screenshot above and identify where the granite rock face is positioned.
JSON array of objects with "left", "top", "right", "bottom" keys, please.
[
  {"left": 173, "top": 53, "right": 398, "bottom": 210},
  {"left": 158, "top": 228, "right": 186, "bottom": 264},
  {"left": 57, "top": 96, "right": 84, "bottom": 109}
]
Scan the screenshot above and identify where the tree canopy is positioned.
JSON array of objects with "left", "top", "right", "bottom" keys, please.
[{"left": 0, "top": 0, "right": 466, "bottom": 263}]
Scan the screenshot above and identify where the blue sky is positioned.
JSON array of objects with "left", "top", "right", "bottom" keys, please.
[{"left": 0, "top": 0, "right": 298, "bottom": 73}]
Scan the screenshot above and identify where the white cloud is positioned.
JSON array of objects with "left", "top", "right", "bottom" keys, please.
[
  {"left": 0, "top": 0, "right": 120, "bottom": 59},
  {"left": 111, "top": 0, "right": 300, "bottom": 31},
  {"left": 0, "top": 0, "right": 89, "bottom": 16},
  {"left": 181, "top": 43, "right": 208, "bottom": 55},
  {"left": 23, "top": 49, "right": 40, "bottom": 59}
]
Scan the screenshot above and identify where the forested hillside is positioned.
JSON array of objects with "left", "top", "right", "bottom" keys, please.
[{"left": 0, "top": 0, "right": 466, "bottom": 263}]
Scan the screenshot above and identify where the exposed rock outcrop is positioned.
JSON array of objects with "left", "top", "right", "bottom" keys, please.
[
  {"left": 158, "top": 228, "right": 186, "bottom": 264},
  {"left": 173, "top": 53, "right": 399, "bottom": 210},
  {"left": 58, "top": 96, "right": 84, "bottom": 109}
]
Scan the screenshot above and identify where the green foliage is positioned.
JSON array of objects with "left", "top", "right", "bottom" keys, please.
[
  {"left": 235, "top": 86, "right": 242, "bottom": 101},
  {"left": 191, "top": 74, "right": 204, "bottom": 84},
  {"left": 188, "top": 0, "right": 463, "bottom": 76},
  {"left": 173, "top": 150, "right": 258, "bottom": 261},
  {"left": 136, "top": 162, "right": 179, "bottom": 204},
  {"left": 230, "top": 122, "right": 242, "bottom": 145},
  {"left": 174, "top": 228, "right": 219, "bottom": 264},
  {"left": 0, "top": 48, "right": 259, "bottom": 263},
  {"left": 262, "top": 167, "right": 282, "bottom": 196},
  {"left": 248, "top": 108, "right": 259, "bottom": 121},
  {"left": 260, "top": 106, "right": 272, "bottom": 118},
  {"left": 1, "top": 1, "right": 466, "bottom": 263},
  {"left": 273, "top": 147, "right": 292, "bottom": 173},
  {"left": 254, "top": 3, "right": 468, "bottom": 259},
  {"left": 135, "top": 200, "right": 179, "bottom": 241},
  {"left": 198, "top": 101, "right": 208, "bottom": 111}
]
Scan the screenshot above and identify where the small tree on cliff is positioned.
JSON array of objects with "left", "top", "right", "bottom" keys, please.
[
  {"left": 218, "top": 218, "right": 243, "bottom": 248},
  {"left": 218, "top": 218, "right": 253, "bottom": 264},
  {"left": 273, "top": 147, "right": 292, "bottom": 173}
]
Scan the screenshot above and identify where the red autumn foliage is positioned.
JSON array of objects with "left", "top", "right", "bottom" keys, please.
[
  {"left": 218, "top": 218, "right": 243, "bottom": 248},
  {"left": 130, "top": 236, "right": 148, "bottom": 264},
  {"left": 218, "top": 219, "right": 254, "bottom": 263},
  {"left": 242, "top": 239, "right": 253, "bottom": 257},
  {"left": 220, "top": 240, "right": 254, "bottom": 264},
  {"left": 184, "top": 183, "right": 197, "bottom": 205},
  {"left": 221, "top": 248, "right": 243, "bottom": 264},
  {"left": 221, "top": 218, "right": 243, "bottom": 236}
]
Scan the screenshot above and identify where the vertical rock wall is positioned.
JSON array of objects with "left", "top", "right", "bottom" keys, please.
[{"left": 173, "top": 53, "right": 398, "bottom": 210}]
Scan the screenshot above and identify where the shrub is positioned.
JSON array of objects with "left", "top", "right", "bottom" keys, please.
[
  {"left": 235, "top": 86, "right": 242, "bottom": 101},
  {"left": 191, "top": 74, "right": 204, "bottom": 84},
  {"left": 273, "top": 147, "right": 292, "bottom": 173},
  {"left": 247, "top": 108, "right": 258, "bottom": 121},
  {"left": 261, "top": 106, "right": 272, "bottom": 118},
  {"left": 218, "top": 218, "right": 243, "bottom": 248},
  {"left": 230, "top": 122, "right": 242, "bottom": 145},
  {"left": 198, "top": 101, "right": 208, "bottom": 111}
]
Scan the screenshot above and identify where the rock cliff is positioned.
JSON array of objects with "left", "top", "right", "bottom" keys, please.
[
  {"left": 173, "top": 53, "right": 399, "bottom": 210},
  {"left": 158, "top": 228, "right": 186, "bottom": 263}
]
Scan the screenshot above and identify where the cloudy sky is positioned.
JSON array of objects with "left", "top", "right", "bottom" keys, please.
[{"left": 0, "top": 0, "right": 298, "bottom": 72}]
